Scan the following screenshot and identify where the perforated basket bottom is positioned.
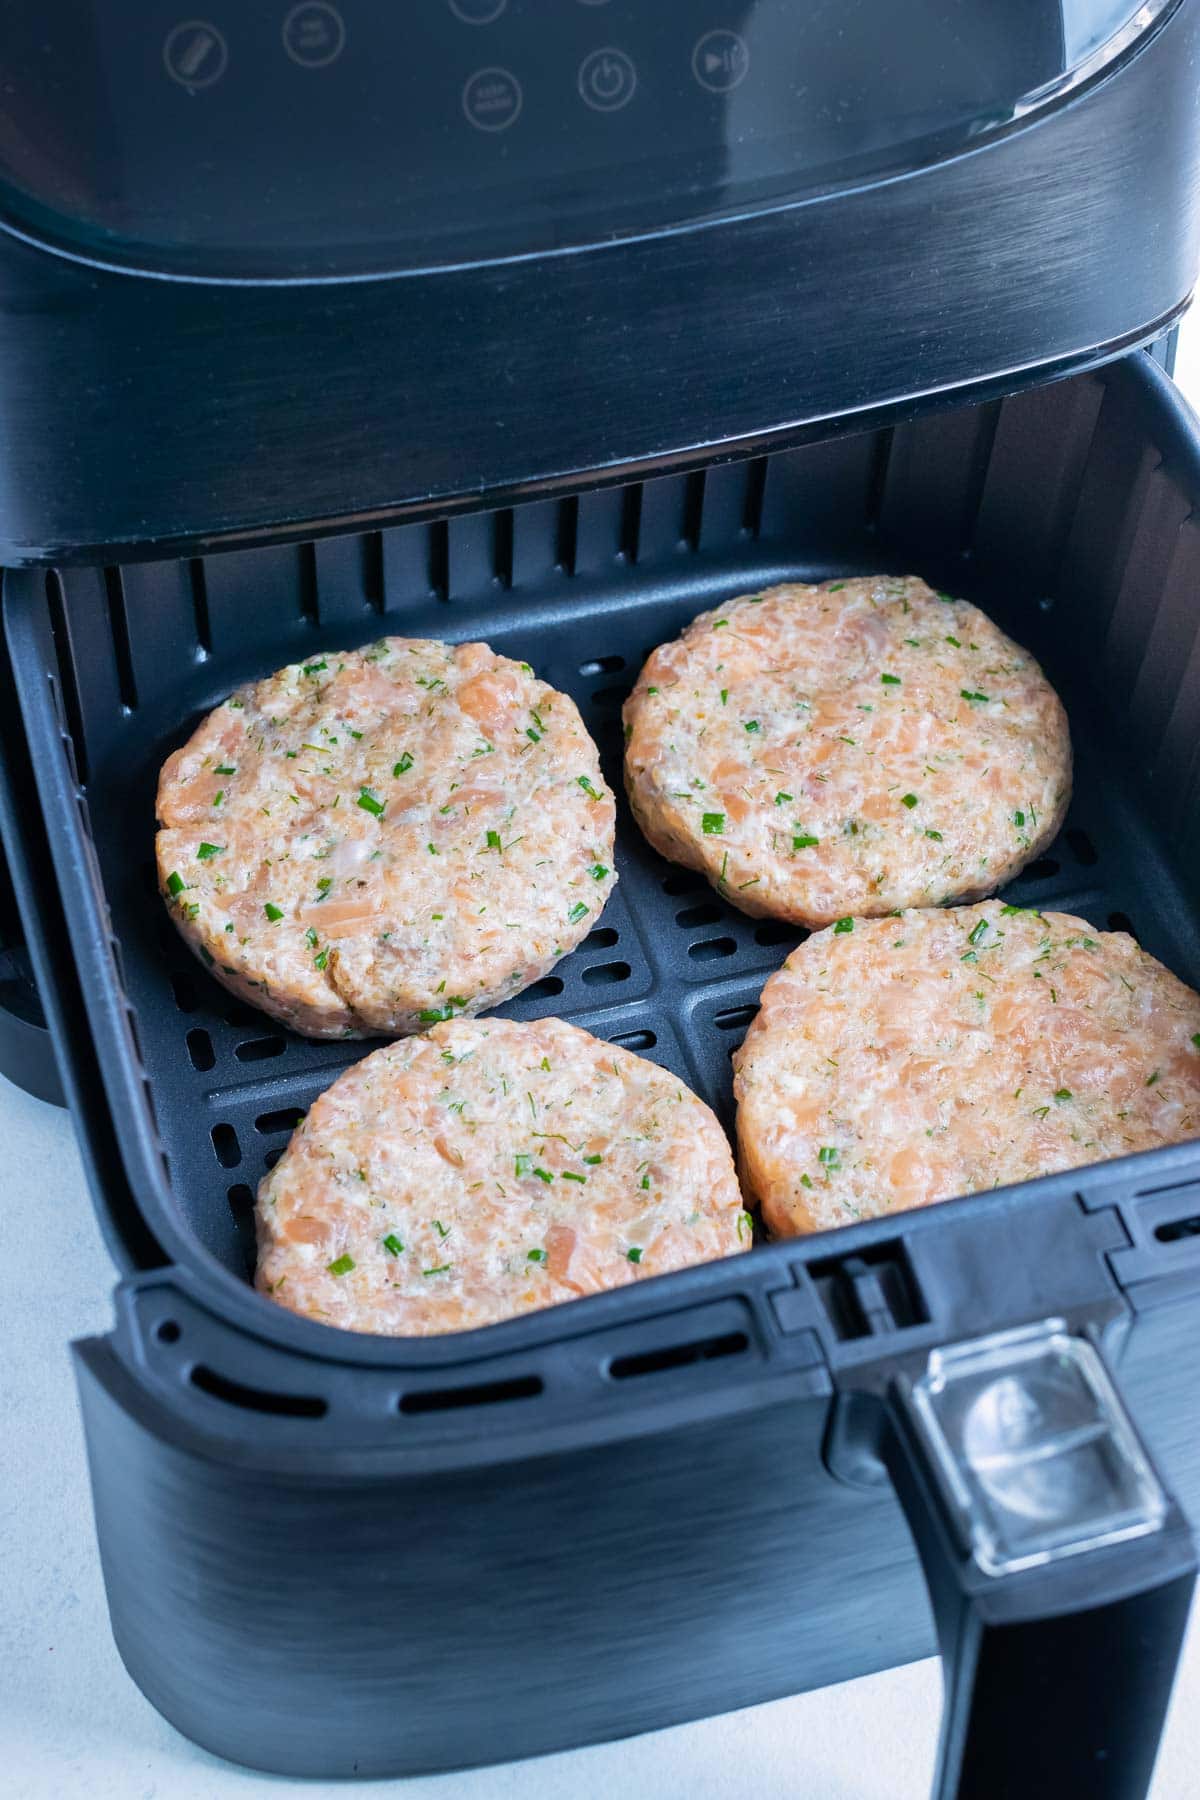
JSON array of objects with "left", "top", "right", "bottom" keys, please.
[
  {"left": 121, "top": 575, "right": 1195, "bottom": 1283},
  {"left": 19, "top": 378, "right": 1200, "bottom": 1286}
]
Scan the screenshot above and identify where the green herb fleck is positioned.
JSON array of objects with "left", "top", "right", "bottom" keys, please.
[
  {"left": 568, "top": 901, "right": 589, "bottom": 924},
  {"left": 423, "top": 1264, "right": 452, "bottom": 1277},
  {"left": 1146, "top": 1069, "right": 1161, "bottom": 1087},
  {"left": 775, "top": 792, "right": 793, "bottom": 806},
  {"left": 382, "top": 1234, "right": 404, "bottom": 1257},
  {"left": 968, "top": 919, "right": 989, "bottom": 946},
  {"left": 626, "top": 1247, "right": 643, "bottom": 1263},
  {"left": 1014, "top": 810, "right": 1025, "bottom": 829},
  {"left": 533, "top": 1167, "right": 554, "bottom": 1184},
  {"left": 264, "top": 902, "right": 284, "bottom": 922},
  {"left": 818, "top": 1146, "right": 840, "bottom": 1168},
  {"left": 880, "top": 673, "right": 901, "bottom": 686},
  {"left": 166, "top": 871, "right": 185, "bottom": 897},
  {"left": 944, "top": 635, "right": 961, "bottom": 648},
  {"left": 577, "top": 776, "right": 601, "bottom": 800},
  {"left": 961, "top": 689, "right": 990, "bottom": 704},
  {"left": 327, "top": 1253, "right": 355, "bottom": 1276},
  {"left": 800, "top": 1173, "right": 814, "bottom": 1190},
  {"left": 926, "top": 829, "right": 943, "bottom": 841},
  {"left": 701, "top": 812, "right": 725, "bottom": 836},
  {"left": 1054, "top": 1088, "right": 1073, "bottom": 1102},
  {"left": 562, "top": 1170, "right": 586, "bottom": 1184},
  {"left": 900, "top": 794, "right": 918, "bottom": 810},
  {"left": 527, "top": 1248, "right": 547, "bottom": 1263},
  {"left": 485, "top": 829, "right": 502, "bottom": 852},
  {"left": 584, "top": 1153, "right": 602, "bottom": 1165},
  {"left": 744, "top": 720, "right": 761, "bottom": 734},
  {"left": 833, "top": 917, "right": 853, "bottom": 934},
  {"left": 215, "top": 764, "right": 236, "bottom": 776},
  {"left": 197, "top": 841, "right": 223, "bottom": 861},
  {"left": 393, "top": 752, "right": 414, "bottom": 776},
  {"left": 357, "top": 787, "right": 385, "bottom": 818},
  {"left": 302, "top": 661, "right": 327, "bottom": 677},
  {"left": 314, "top": 949, "right": 329, "bottom": 970},
  {"left": 793, "top": 834, "right": 820, "bottom": 850},
  {"left": 590, "top": 863, "right": 609, "bottom": 881}
]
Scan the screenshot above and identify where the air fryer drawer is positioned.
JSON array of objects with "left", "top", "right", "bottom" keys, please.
[{"left": 3, "top": 352, "right": 1200, "bottom": 1778}]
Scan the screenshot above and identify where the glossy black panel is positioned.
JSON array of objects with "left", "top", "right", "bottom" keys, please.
[{"left": 0, "top": 0, "right": 1170, "bottom": 276}]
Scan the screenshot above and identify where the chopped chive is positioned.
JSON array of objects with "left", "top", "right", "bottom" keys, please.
[
  {"left": 526, "top": 728, "right": 541, "bottom": 743},
  {"left": 327, "top": 1253, "right": 355, "bottom": 1276},
  {"left": 418, "top": 999, "right": 466, "bottom": 1023},
  {"left": 568, "top": 901, "right": 589, "bottom": 924},
  {"left": 744, "top": 720, "right": 761, "bottom": 733},
  {"left": 314, "top": 949, "right": 329, "bottom": 970},
  {"left": 712, "top": 619, "right": 728, "bottom": 630},
  {"left": 357, "top": 787, "right": 385, "bottom": 818},
  {"left": 737, "top": 1211, "right": 754, "bottom": 1243},
  {"left": 166, "top": 871, "right": 185, "bottom": 896},
  {"left": 968, "top": 919, "right": 989, "bottom": 945},
  {"left": 393, "top": 752, "right": 414, "bottom": 776},
  {"left": 382, "top": 1234, "right": 404, "bottom": 1256},
  {"left": 583, "top": 1153, "right": 602, "bottom": 1165},
  {"left": 305, "top": 927, "right": 318, "bottom": 949},
  {"left": 925, "top": 829, "right": 943, "bottom": 841},
  {"left": 590, "top": 863, "right": 609, "bottom": 881},
  {"left": 640, "top": 1173, "right": 650, "bottom": 1190},
  {"left": 212, "top": 790, "right": 224, "bottom": 807},
  {"left": 827, "top": 581, "right": 846, "bottom": 591},
  {"left": 961, "top": 689, "right": 990, "bottom": 704},
  {"left": 347, "top": 729, "right": 363, "bottom": 740},
  {"left": 527, "top": 1248, "right": 547, "bottom": 1263},
  {"left": 900, "top": 794, "right": 918, "bottom": 810},
  {"left": 215, "top": 764, "right": 236, "bottom": 775},
  {"left": 793, "top": 834, "right": 820, "bottom": 850},
  {"left": 626, "top": 1247, "right": 643, "bottom": 1263},
  {"left": 720, "top": 689, "right": 729, "bottom": 705},
  {"left": 533, "top": 1167, "right": 554, "bottom": 1184},
  {"left": 197, "top": 841, "right": 223, "bottom": 860},
  {"left": 818, "top": 1146, "right": 840, "bottom": 1167},
  {"left": 880, "top": 673, "right": 901, "bottom": 686},
  {"left": 800, "top": 1173, "right": 813, "bottom": 1189},
  {"left": 961, "top": 950, "right": 978, "bottom": 963},
  {"left": 701, "top": 812, "right": 725, "bottom": 835},
  {"left": 514, "top": 1153, "right": 532, "bottom": 1177},
  {"left": 1014, "top": 809, "right": 1026, "bottom": 828},
  {"left": 316, "top": 875, "right": 333, "bottom": 893},
  {"left": 264, "top": 902, "right": 284, "bottom": 922},
  {"left": 423, "top": 1264, "right": 451, "bottom": 1276},
  {"left": 1146, "top": 1069, "right": 1161, "bottom": 1087},
  {"left": 302, "top": 661, "right": 327, "bottom": 676},
  {"left": 562, "top": 1170, "right": 586, "bottom": 1184},
  {"left": 433, "top": 1220, "right": 450, "bottom": 1237},
  {"left": 646, "top": 686, "right": 658, "bottom": 696},
  {"left": 944, "top": 635, "right": 961, "bottom": 648},
  {"left": 1192, "top": 1034, "right": 1200, "bottom": 1050},
  {"left": 1054, "top": 1088, "right": 1073, "bottom": 1102},
  {"left": 775, "top": 792, "right": 793, "bottom": 806},
  {"left": 485, "top": 829, "right": 502, "bottom": 852},
  {"left": 1032, "top": 1105, "right": 1051, "bottom": 1120},
  {"left": 833, "top": 917, "right": 853, "bottom": 934},
  {"left": 577, "top": 776, "right": 601, "bottom": 800}
]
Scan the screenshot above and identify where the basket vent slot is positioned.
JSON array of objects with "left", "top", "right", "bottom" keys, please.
[
  {"left": 398, "top": 1374, "right": 542, "bottom": 1414},
  {"left": 808, "top": 1241, "right": 928, "bottom": 1343},
  {"left": 190, "top": 1365, "right": 327, "bottom": 1418},
  {"left": 609, "top": 1330, "right": 749, "bottom": 1381},
  {"left": 1155, "top": 1213, "right": 1200, "bottom": 1244}
]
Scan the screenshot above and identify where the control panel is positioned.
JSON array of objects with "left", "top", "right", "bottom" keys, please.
[{"left": 0, "top": 1, "right": 1159, "bottom": 276}]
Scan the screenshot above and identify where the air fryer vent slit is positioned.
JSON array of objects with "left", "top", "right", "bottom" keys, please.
[
  {"left": 43, "top": 571, "right": 89, "bottom": 787},
  {"left": 190, "top": 1365, "right": 327, "bottom": 1418},
  {"left": 398, "top": 1374, "right": 542, "bottom": 1415},
  {"left": 298, "top": 542, "right": 319, "bottom": 626},
  {"left": 189, "top": 558, "right": 212, "bottom": 654},
  {"left": 608, "top": 1330, "right": 749, "bottom": 1381},
  {"left": 103, "top": 566, "right": 139, "bottom": 712}
]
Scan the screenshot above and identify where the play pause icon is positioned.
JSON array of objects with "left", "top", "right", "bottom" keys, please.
[{"left": 693, "top": 29, "right": 750, "bottom": 93}]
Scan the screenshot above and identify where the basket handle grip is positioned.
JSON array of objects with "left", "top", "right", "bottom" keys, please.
[{"left": 882, "top": 1324, "right": 1196, "bottom": 1800}]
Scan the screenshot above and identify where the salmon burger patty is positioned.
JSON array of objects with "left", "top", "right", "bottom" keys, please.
[
  {"left": 735, "top": 904, "right": 1200, "bottom": 1234},
  {"left": 157, "top": 637, "right": 617, "bottom": 1037},
  {"left": 623, "top": 577, "right": 1071, "bottom": 925},
  {"left": 255, "top": 1016, "right": 748, "bottom": 1334}
]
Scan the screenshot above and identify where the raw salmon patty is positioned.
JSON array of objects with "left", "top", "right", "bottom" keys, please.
[
  {"left": 157, "top": 637, "right": 616, "bottom": 1037},
  {"left": 735, "top": 904, "right": 1200, "bottom": 1234},
  {"left": 623, "top": 577, "right": 1071, "bottom": 924},
  {"left": 256, "top": 1016, "right": 748, "bottom": 1335}
]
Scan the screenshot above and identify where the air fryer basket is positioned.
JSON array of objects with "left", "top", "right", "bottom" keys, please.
[{"left": 4, "top": 353, "right": 1200, "bottom": 1787}]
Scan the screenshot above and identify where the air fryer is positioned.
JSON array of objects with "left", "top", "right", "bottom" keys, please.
[{"left": 1, "top": 5, "right": 1199, "bottom": 1796}]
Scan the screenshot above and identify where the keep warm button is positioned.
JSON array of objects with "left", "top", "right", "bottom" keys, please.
[{"left": 578, "top": 47, "right": 637, "bottom": 113}]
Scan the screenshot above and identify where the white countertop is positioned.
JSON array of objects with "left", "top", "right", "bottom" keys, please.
[{"left": 6, "top": 328, "right": 1200, "bottom": 1799}]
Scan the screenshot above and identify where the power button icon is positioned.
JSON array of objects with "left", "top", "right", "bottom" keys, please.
[{"left": 578, "top": 48, "right": 637, "bottom": 113}]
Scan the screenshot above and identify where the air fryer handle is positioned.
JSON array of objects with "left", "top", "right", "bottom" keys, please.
[{"left": 882, "top": 1328, "right": 1197, "bottom": 1800}]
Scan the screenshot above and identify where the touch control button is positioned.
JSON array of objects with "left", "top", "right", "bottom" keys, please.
[
  {"left": 163, "top": 20, "right": 229, "bottom": 89},
  {"left": 692, "top": 29, "right": 750, "bottom": 94},
  {"left": 578, "top": 48, "right": 637, "bottom": 113},
  {"left": 448, "top": 0, "right": 508, "bottom": 21},
  {"left": 462, "top": 67, "right": 523, "bottom": 132},
  {"left": 282, "top": 3, "right": 345, "bottom": 67}
]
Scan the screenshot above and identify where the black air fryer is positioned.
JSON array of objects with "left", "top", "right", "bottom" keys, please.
[{"left": 2, "top": 4, "right": 1200, "bottom": 1794}]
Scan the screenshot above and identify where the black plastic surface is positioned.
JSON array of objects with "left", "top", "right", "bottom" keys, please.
[
  {"left": 6, "top": 353, "right": 1200, "bottom": 1777},
  {"left": 0, "top": 0, "right": 1159, "bottom": 276},
  {"left": 0, "top": 0, "right": 1197, "bottom": 562},
  {"left": 0, "top": 839, "right": 61, "bottom": 1105}
]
